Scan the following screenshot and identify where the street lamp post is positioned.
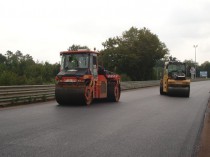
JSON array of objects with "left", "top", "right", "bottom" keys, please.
[{"left": 193, "top": 45, "right": 198, "bottom": 79}]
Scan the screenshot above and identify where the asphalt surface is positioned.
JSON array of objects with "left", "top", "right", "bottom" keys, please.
[{"left": 0, "top": 81, "right": 210, "bottom": 157}]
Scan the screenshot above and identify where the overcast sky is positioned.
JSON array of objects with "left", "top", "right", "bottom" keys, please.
[{"left": 0, "top": 0, "right": 209, "bottom": 65}]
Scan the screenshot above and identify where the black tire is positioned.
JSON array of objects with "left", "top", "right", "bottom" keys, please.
[
  {"left": 55, "top": 92, "right": 65, "bottom": 105},
  {"left": 55, "top": 98, "right": 63, "bottom": 105},
  {"left": 185, "top": 86, "right": 190, "bottom": 97},
  {"left": 107, "top": 82, "right": 121, "bottom": 102}
]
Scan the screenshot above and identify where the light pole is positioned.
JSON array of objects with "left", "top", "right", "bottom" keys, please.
[{"left": 193, "top": 45, "right": 198, "bottom": 79}]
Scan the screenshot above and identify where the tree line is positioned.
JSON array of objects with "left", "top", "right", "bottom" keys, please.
[
  {"left": 0, "top": 51, "right": 60, "bottom": 85},
  {"left": 99, "top": 27, "right": 169, "bottom": 80},
  {"left": 98, "top": 27, "right": 210, "bottom": 80},
  {"left": 1, "top": 27, "right": 209, "bottom": 85}
]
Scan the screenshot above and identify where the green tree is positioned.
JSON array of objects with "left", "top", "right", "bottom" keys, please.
[
  {"left": 0, "top": 53, "right": 6, "bottom": 63},
  {"left": 0, "top": 50, "right": 59, "bottom": 85},
  {"left": 169, "top": 55, "right": 177, "bottom": 61},
  {"left": 100, "top": 27, "right": 169, "bottom": 80},
  {"left": 68, "top": 44, "right": 90, "bottom": 51}
]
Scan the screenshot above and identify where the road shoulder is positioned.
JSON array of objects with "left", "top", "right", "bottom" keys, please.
[{"left": 197, "top": 98, "right": 210, "bottom": 157}]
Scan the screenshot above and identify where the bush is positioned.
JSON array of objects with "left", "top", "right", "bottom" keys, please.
[
  {"left": 120, "top": 74, "right": 132, "bottom": 81},
  {"left": 0, "top": 71, "right": 19, "bottom": 85}
]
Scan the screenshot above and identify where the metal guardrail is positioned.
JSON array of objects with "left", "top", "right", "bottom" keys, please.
[
  {"left": 0, "top": 85, "right": 55, "bottom": 107},
  {"left": 0, "top": 81, "right": 160, "bottom": 107},
  {"left": 121, "top": 81, "right": 159, "bottom": 90},
  {"left": 0, "top": 79, "right": 209, "bottom": 107}
]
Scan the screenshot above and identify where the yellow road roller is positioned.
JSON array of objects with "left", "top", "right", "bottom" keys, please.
[{"left": 160, "top": 61, "right": 190, "bottom": 97}]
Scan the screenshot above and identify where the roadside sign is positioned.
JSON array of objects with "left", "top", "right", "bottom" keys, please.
[
  {"left": 190, "top": 67, "right": 195, "bottom": 74},
  {"left": 200, "top": 71, "right": 208, "bottom": 77}
]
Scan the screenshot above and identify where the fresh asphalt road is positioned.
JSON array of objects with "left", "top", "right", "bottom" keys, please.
[{"left": 0, "top": 81, "right": 210, "bottom": 157}]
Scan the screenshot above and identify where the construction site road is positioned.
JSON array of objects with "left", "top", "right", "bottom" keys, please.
[{"left": 0, "top": 80, "right": 210, "bottom": 157}]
